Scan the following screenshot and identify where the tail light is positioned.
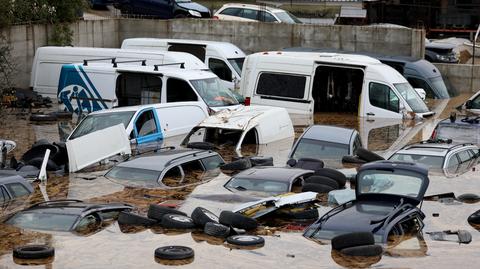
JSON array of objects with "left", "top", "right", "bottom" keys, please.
[
  {"left": 431, "top": 128, "right": 437, "bottom": 139},
  {"left": 212, "top": 16, "right": 219, "bottom": 19},
  {"left": 244, "top": 97, "right": 251, "bottom": 106}
]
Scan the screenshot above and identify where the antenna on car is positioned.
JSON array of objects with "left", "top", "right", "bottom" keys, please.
[
  {"left": 83, "top": 57, "right": 116, "bottom": 66},
  {"left": 153, "top": 62, "right": 185, "bottom": 71},
  {"left": 112, "top": 59, "right": 147, "bottom": 68}
]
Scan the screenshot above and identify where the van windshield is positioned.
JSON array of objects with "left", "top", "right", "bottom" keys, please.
[
  {"left": 228, "top": 58, "right": 245, "bottom": 76},
  {"left": 190, "top": 77, "right": 239, "bottom": 107},
  {"left": 69, "top": 111, "right": 135, "bottom": 140},
  {"left": 394, "top": 83, "right": 429, "bottom": 113}
]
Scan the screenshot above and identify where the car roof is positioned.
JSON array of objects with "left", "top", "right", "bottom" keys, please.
[
  {"left": 115, "top": 149, "right": 218, "bottom": 171},
  {"left": 86, "top": 101, "right": 203, "bottom": 115},
  {"left": 302, "top": 125, "right": 356, "bottom": 144},
  {"left": 19, "top": 200, "right": 131, "bottom": 215},
  {"left": 438, "top": 116, "right": 480, "bottom": 127},
  {"left": 233, "top": 166, "right": 313, "bottom": 182},
  {"left": 394, "top": 142, "right": 476, "bottom": 157},
  {"left": 220, "top": 3, "right": 286, "bottom": 13},
  {"left": 0, "top": 175, "right": 28, "bottom": 185}
]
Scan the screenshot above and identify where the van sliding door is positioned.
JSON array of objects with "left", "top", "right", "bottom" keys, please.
[{"left": 115, "top": 73, "right": 162, "bottom": 107}]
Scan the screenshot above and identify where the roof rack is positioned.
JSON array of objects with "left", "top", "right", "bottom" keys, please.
[
  {"left": 83, "top": 57, "right": 116, "bottom": 66},
  {"left": 113, "top": 59, "right": 147, "bottom": 68},
  {"left": 154, "top": 62, "right": 185, "bottom": 71}
]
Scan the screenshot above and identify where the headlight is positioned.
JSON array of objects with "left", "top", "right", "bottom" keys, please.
[{"left": 188, "top": 10, "right": 202, "bottom": 17}]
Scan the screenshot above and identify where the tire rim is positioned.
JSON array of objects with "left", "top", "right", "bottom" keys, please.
[
  {"left": 234, "top": 235, "right": 258, "bottom": 242},
  {"left": 170, "top": 216, "right": 191, "bottom": 223}
]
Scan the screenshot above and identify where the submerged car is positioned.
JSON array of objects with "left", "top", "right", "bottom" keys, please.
[
  {"left": 4, "top": 200, "right": 132, "bottom": 234},
  {"left": 0, "top": 176, "right": 34, "bottom": 205},
  {"left": 105, "top": 148, "right": 225, "bottom": 188},
  {"left": 289, "top": 125, "right": 363, "bottom": 161},
  {"left": 213, "top": 3, "right": 301, "bottom": 24},
  {"left": 303, "top": 161, "right": 429, "bottom": 243},
  {"left": 388, "top": 141, "right": 479, "bottom": 175},
  {"left": 431, "top": 116, "right": 480, "bottom": 145}
]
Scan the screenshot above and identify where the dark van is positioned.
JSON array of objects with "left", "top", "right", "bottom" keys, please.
[{"left": 113, "top": 0, "right": 211, "bottom": 18}]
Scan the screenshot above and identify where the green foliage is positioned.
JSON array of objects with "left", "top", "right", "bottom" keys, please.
[{"left": 49, "top": 24, "right": 73, "bottom": 46}]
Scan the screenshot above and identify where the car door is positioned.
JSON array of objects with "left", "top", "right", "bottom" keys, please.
[
  {"left": 131, "top": 108, "right": 163, "bottom": 146},
  {"left": 364, "top": 81, "right": 403, "bottom": 119}
]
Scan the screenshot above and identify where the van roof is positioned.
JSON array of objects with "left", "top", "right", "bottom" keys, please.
[
  {"left": 252, "top": 51, "right": 382, "bottom": 65},
  {"left": 121, "top": 38, "right": 246, "bottom": 59}
]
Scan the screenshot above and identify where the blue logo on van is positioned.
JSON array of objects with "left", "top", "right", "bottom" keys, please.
[{"left": 57, "top": 65, "right": 108, "bottom": 114}]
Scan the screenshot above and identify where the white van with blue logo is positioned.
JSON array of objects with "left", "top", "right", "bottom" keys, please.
[{"left": 57, "top": 62, "right": 241, "bottom": 114}]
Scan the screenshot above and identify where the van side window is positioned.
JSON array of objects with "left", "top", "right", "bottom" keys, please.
[
  {"left": 135, "top": 110, "right": 157, "bottom": 137},
  {"left": 256, "top": 73, "right": 306, "bottom": 99},
  {"left": 116, "top": 73, "right": 162, "bottom": 107},
  {"left": 407, "top": 77, "right": 434, "bottom": 99},
  {"left": 369, "top": 82, "right": 399, "bottom": 113},
  {"left": 168, "top": 44, "right": 206, "bottom": 62},
  {"left": 209, "top": 58, "right": 232, "bottom": 81},
  {"left": 220, "top": 8, "right": 242, "bottom": 17},
  {"left": 166, "top": 78, "right": 198, "bottom": 102}
]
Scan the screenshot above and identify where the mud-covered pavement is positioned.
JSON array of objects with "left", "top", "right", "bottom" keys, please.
[{"left": 0, "top": 94, "right": 479, "bottom": 268}]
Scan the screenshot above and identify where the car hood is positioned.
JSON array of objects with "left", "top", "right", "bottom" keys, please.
[
  {"left": 176, "top": 1, "right": 209, "bottom": 13},
  {"left": 426, "top": 42, "right": 455, "bottom": 50}
]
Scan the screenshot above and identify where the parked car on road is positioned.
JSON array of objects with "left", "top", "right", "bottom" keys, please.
[
  {"left": 425, "top": 40, "right": 459, "bottom": 63},
  {"left": 4, "top": 200, "right": 133, "bottom": 233},
  {"left": 388, "top": 141, "right": 479, "bottom": 176},
  {"left": 289, "top": 125, "right": 363, "bottom": 161},
  {"left": 113, "top": 0, "right": 211, "bottom": 18},
  {"left": 213, "top": 3, "right": 301, "bottom": 24},
  {"left": 431, "top": 116, "right": 480, "bottom": 146}
]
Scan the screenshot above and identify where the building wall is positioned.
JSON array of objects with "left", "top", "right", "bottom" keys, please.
[{"left": 434, "top": 63, "right": 480, "bottom": 93}]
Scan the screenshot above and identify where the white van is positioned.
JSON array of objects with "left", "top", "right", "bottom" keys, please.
[
  {"left": 57, "top": 62, "right": 240, "bottom": 115},
  {"left": 30, "top": 46, "right": 207, "bottom": 98},
  {"left": 240, "top": 52, "right": 434, "bottom": 123},
  {"left": 120, "top": 38, "right": 246, "bottom": 90}
]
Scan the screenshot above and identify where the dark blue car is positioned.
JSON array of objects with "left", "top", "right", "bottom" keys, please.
[{"left": 113, "top": 0, "right": 211, "bottom": 18}]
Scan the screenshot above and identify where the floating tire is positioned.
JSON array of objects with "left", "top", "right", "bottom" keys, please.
[
  {"left": 147, "top": 204, "right": 187, "bottom": 222},
  {"left": 26, "top": 157, "right": 59, "bottom": 171},
  {"left": 314, "top": 168, "right": 347, "bottom": 187},
  {"left": 305, "top": 175, "right": 339, "bottom": 189},
  {"left": 161, "top": 214, "right": 196, "bottom": 229},
  {"left": 342, "top": 155, "right": 367, "bottom": 164},
  {"left": 219, "top": 211, "right": 258, "bottom": 230},
  {"left": 118, "top": 211, "right": 157, "bottom": 226},
  {"left": 226, "top": 235, "right": 265, "bottom": 247},
  {"left": 29, "top": 113, "right": 57, "bottom": 122},
  {"left": 457, "top": 193, "right": 480, "bottom": 204},
  {"left": 301, "top": 183, "right": 334, "bottom": 194},
  {"left": 154, "top": 246, "right": 194, "bottom": 260},
  {"left": 468, "top": 209, "right": 480, "bottom": 225},
  {"left": 21, "top": 144, "right": 58, "bottom": 163},
  {"left": 191, "top": 207, "right": 218, "bottom": 228},
  {"left": 249, "top": 156, "right": 274, "bottom": 167},
  {"left": 220, "top": 158, "right": 252, "bottom": 171},
  {"left": 13, "top": 245, "right": 54, "bottom": 259},
  {"left": 53, "top": 111, "right": 73, "bottom": 119},
  {"left": 356, "top": 148, "right": 384, "bottom": 162},
  {"left": 331, "top": 232, "right": 375, "bottom": 251},
  {"left": 340, "top": 245, "right": 383, "bottom": 257},
  {"left": 204, "top": 222, "right": 231, "bottom": 238}
]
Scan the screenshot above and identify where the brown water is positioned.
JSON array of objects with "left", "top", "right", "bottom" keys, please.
[{"left": 1, "top": 95, "right": 479, "bottom": 268}]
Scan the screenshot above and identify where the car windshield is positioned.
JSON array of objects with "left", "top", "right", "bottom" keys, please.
[
  {"left": 228, "top": 57, "right": 245, "bottom": 76},
  {"left": 357, "top": 169, "right": 424, "bottom": 198},
  {"left": 394, "top": 83, "right": 429, "bottom": 113},
  {"left": 225, "top": 177, "right": 289, "bottom": 194},
  {"left": 175, "top": 0, "right": 191, "bottom": 3},
  {"left": 429, "top": 76, "right": 449, "bottom": 99},
  {"left": 106, "top": 166, "right": 161, "bottom": 186},
  {"left": 190, "top": 77, "right": 239, "bottom": 107},
  {"left": 274, "top": 11, "right": 302, "bottom": 24},
  {"left": 69, "top": 111, "right": 135, "bottom": 140},
  {"left": 389, "top": 153, "right": 444, "bottom": 169},
  {"left": 292, "top": 138, "right": 349, "bottom": 160},
  {"left": 6, "top": 212, "right": 79, "bottom": 231},
  {"left": 436, "top": 125, "right": 480, "bottom": 144}
]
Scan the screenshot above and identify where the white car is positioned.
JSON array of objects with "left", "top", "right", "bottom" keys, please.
[{"left": 213, "top": 3, "right": 301, "bottom": 24}]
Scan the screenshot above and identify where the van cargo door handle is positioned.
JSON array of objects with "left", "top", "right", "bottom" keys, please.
[{"left": 367, "top": 112, "right": 375, "bottom": 116}]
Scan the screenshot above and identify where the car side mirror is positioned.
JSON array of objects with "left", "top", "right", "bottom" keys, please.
[
  {"left": 414, "top": 88, "right": 426, "bottom": 100},
  {"left": 287, "top": 158, "right": 297, "bottom": 167},
  {"left": 465, "top": 100, "right": 473, "bottom": 109}
]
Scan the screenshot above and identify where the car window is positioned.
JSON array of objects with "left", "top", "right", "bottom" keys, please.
[
  {"left": 256, "top": 73, "right": 307, "bottom": 99},
  {"left": 292, "top": 138, "right": 349, "bottom": 160},
  {"left": 369, "top": 82, "right": 399, "bottom": 112},
  {"left": 357, "top": 169, "right": 424, "bottom": 198},
  {"left": 116, "top": 73, "right": 162, "bottom": 106},
  {"left": 0, "top": 186, "right": 10, "bottom": 203},
  {"left": 134, "top": 110, "right": 157, "bottom": 137},
  {"left": 106, "top": 166, "right": 161, "bottom": 185},
  {"left": 241, "top": 8, "right": 259, "bottom": 20},
  {"left": 258, "top": 11, "right": 277, "bottom": 22},
  {"left": 99, "top": 210, "right": 121, "bottom": 221},
  {"left": 457, "top": 149, "right": 475, "bottom": 172},
  {"left": 220, "top": 7, "right": 242, "bottom": 17},
  {"left": 166, "top": 78, "right": 198, "bottom": 102},
  {"left": 6, "top": 212, "right": 79, "bottom": 231},
  {"left": 5, "top": 183, "right": 31, "bottom": 198},
  {"left": 353, "top": 136, "right": 362, "bottom": 155},
  {"left": 225, "top": 177, "right": 289, "bottom": 194},
  {"left": 209, "top": 58, "right": 232, "bottom": 81},
  {"left": 388, "top": 154, "right": 444, "bottom": 169},
  {"left": 407, "top": 77, "right": 435, "bottom": 99},
  {"left": 471, "top": 93, "right": 480, "bottom": 109},
  {"left": 200, "top": 155, "right": 224, "bottom": 170},
  {"left": 69, "top": 111, "right": 135, "bottom": 140},
  {"left": 75, "top": 214, "right": 100, "bottom": 234},
  {"left": 445, "top": 153, "right": 460, "bottom": 174}
]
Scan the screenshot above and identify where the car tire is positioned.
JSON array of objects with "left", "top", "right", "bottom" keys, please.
[
  {"left": 29, "top": 113, "right": 57, "bottom": 122},
  {"left": 301, "top": 183, "right": 334, "bottom": 194},
  {"left": 278, "top": 208, "right": 319, "bottom": 220},
  {"left": 26, "top": 157, "right": 59, "bottom": 171},
  {"left": 340, "top": 245, "right": 383, "bottom": 257},
  {"left": 13, "top": 245, "right": 55, "bottom": 259},
  {"left": 249, "top": 156, "right": 274, "bottom": 167},
  {"left": 204, "top": 222, "right": 231, "bottom": 238},
  {"left": 191, "top": 207, "right": 219, "bottom": 228},
  {"left": 154, "top": 246, "right": 194, "bottom": 260},
  {"left": 22, "top": 144, "right": 59, "bottom": 163},
  {"left": 186, "top": 142, "right": 218, "bottom": 150},
  {"left": 118, "top": 211, "right": 158, "bottom": 226},
  {"left": 314, "top": 168, "right": 347, "bottom": 188},
  {"left": 53, "top": 111, "right": 73, "bottom": 119},
  {"left": 220, "top": 158, "right": 252, "bottom": 171},
  {"left": 305, "top": 175, "right": 339, "bottom": 189},
  {"left": 331, "top": 232, "right": 375, "bottom": 251},
  {"left": 468, "top": 209, "right": 480, "bottom": 225},
  {"left": 457, "top": 193, "right": 480, "bottom": 204},
  {"left": 356, "top": 148, "right": 384, "bottom": 162},
  {"left": 226, "top": 235, "right": 265, "bottom": 247},
  {"left": 147, "top": 204, "right": 187, "bottom": 221},
  {"left": 342, "top": 155, "right": 367, "bottom": 164},
  {"left": 219, "top": 211, "right": 258, "bottom": 230},
  {"left": 161, "top": 214, "right": 196, "bottom": 229}
]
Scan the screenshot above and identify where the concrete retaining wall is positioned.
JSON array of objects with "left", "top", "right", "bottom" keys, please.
[
  {"left": 2, "top": 18, "right": 425, "bottom": 89},
  {"left": 434, "top": 63, "right": 480, "bottom": 93}
]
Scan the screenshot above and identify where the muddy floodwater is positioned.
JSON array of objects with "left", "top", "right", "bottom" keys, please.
[{"left": 1, "top": 94, "right": 479, "bottom": 268}]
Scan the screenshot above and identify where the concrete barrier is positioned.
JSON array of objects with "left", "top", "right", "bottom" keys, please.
[{"left": 434, "top": 63, "right": 480, "bottom": 93}]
